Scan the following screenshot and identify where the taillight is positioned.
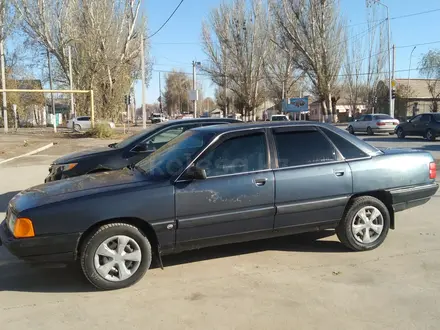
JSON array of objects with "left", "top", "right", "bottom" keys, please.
[
  {"left": 429, "top": 162, "right": 437, "bottom": 179},
  {"left": 394, "top": 121, "right": 399, "bottom": 125},
  {"left": 376, "top": 121, "right": 386, "bottom": 126}
]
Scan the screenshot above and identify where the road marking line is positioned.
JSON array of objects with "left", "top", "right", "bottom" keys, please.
[{"left": 0, "top": 143, "right": 54, "bottom": 165}]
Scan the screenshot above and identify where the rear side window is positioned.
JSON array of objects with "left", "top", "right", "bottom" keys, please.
[
  {"left": 273, "top": 130, "right": 337, "bottom": 168},
  {"left": 320, "top": 127, "right": 368, "bottom": 159},
  {"left": 421, "top": 114, "right": 431, "bottom": 123},
  {"left": 364, "top": 115, "right": 373, "bottom": 121}
]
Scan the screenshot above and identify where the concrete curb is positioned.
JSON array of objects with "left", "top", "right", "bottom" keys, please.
[{"left": 0, "top": 143, "right": 54, "bottom": 165}]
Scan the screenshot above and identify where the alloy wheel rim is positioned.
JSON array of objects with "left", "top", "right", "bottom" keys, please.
[
  {"left": 351, "top": 206, "right": 384, "bottom": 244},
  {"left": 93, "top": 235, "right": 142, "bottom": 282},
  {"left": 427, "top": 130, "right": 432, "bottom": 140}
]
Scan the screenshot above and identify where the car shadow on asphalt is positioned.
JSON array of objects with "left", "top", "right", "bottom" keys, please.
[
  {"left": 0, "top": 191, "right": 20, "bottom": 212},
  {"left": 0, "top": 230, "right": 349, "bottom": 293}
]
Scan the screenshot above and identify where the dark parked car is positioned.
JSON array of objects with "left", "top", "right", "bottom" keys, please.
[
  {"left": 1, "top": 122, "right": 438, "bottom": 290},
  {"left": 395, "top": 113, "right": 440, "bottom": 141},
  {"left": 44, "top": 118, "right": 241, "bottom": 182}
]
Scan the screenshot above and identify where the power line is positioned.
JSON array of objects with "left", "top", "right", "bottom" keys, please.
[
  {"left": 147, "top": 0, "right": 185, "bottom": 39},
  {"left": 396, "top": 40, "right": 440, "bottom": 49},
  {"left": 336, "top": 65, "right": 439, "bottom": 78},
  {"left": 391, "top": 8, "right": 440, "bottom": 21}
]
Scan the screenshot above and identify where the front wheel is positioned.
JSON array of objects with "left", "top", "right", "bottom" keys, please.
[
  {"left": 396, "top": 127, "right": 405, "bottom": 139},
  {"left": 80, "top": 223, "right": 152, "bottom": 290},
  {"left": 336, "top": 196, "right": 390, "bottom": 251},
  {"left": 74, "top": 124, "right": 82, "bottom": 132}
]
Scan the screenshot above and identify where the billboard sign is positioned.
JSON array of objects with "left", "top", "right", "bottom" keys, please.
[{"left": 282, "top": 97, "right": 309, "bottom": 112}]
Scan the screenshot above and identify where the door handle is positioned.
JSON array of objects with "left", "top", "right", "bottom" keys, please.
[
  {"left": 254, "top": 178, "right": 267, "bottom": 186},
  {"left": 334, "top": 170, "right": 345, "bottom": 177}
]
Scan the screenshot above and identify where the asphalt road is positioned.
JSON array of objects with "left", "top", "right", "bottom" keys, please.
[{"left": 0, "top": 134, "right": 439, "bottom": 329}]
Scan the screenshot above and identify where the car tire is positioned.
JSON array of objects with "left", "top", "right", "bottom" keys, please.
[
  {"left": 367, "top": 126, "right": 374, "bottom": 135},
  {"left": 336, "top": 196, "right": 390, "bottom": 251},
  {"left": 425, "top": 129, "right": 436, "bottom": 141},
  {"left": 74, "top": 124, "right": 82, "bottom": 132},
  {"left": 396, "top": 127, "right": 405, "bottom": 139},
  {"left": 348, "top": 126, "right": 355, "bottom": 135},
  {"left": 388, "top": 132, "right": 394, "bottom": 135},
  {"left": 80, "top": 223, "right": 152, "bottom": 290}
]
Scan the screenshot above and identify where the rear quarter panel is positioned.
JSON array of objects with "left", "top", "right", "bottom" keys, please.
[{"left": 349, "top": 151, "right": 435, "bottom": 193}]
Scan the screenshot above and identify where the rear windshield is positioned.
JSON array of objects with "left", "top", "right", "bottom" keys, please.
[{"left": 373, "top": 115, "right": 393, "bottom": 120}]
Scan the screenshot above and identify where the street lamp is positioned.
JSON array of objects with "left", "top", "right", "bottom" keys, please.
[
  {"left": 192, "top": 61, "right": 201, "bottom": 118},
  {"left": 407, "top": 46, "right": 417, "bottom": 117},
  {"left": 367, "top": 0, "right": 393, "bottom": 118}
]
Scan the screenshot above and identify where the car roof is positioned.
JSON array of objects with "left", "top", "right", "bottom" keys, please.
[
  {"left": 193, "top": 120, "right": 326, "bottom": 133},
  {"left": 193, "top": 121, "right": 382, "bottom": 156},
  {"left": 164, "top": 118, "right": 241, "bottom": 124}
]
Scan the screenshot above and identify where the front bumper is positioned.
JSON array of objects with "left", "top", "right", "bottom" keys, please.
[
  {"left": 0, "top": 221, "right": 81, "bottom": 263},
  {"left": 388, "top": 183, "right": 439, "bottom": 212}
]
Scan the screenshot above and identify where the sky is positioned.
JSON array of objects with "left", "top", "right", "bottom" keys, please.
[{"left": 136, "top": 0, "right": 440, "bottom": 105}]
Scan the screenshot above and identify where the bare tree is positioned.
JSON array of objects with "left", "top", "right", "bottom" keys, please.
[
  {"left": 271, "top": 0, "right": 346, "bottom": 122},
  {"left": 202, "top": 0, "right": 270, "bottom": 119},
  {"left": 419, "top": 49, "right": 440, "bottom": 112},
  {"left": 163, "top": 70, "right": 192, "bottom": 116},
  {"left": 13, "top": 0, "right": 150, "bottom": 120}
]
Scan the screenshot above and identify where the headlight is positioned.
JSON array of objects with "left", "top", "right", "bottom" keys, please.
[
  {"left": 51, "top": 163, "right": 78, "bottom": 173},
  {"left": 7, "top": 210, "right": 17, "bottom": 234}
]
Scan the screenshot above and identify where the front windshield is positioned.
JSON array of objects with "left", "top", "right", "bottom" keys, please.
[
  {"left": 136, "top": 130, "right": 215, "bottom": 180},
  {"left": 115, "top": 124, "right": 162, "bottom": 149}
]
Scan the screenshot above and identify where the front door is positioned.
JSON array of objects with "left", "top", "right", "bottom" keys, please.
[
  {"left": 271, "top": 126, "right": 353, "bottom": 229},
  {"left": 175, "top": 130, "right": 275, "bottom": 249}
]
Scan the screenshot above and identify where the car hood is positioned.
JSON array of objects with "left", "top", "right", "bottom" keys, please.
[
  {"left": 53, "top": 146, "right": 116, "bottom": 164},
  {"left": 9, "top": 168, "right": 158, "bottom": 214}
]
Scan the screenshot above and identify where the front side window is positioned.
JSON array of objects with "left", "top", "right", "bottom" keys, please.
[
  {"left": 143, "top": 124, "right": 198, "bottom": 151},
  {"left": 196, "top": 133, "right": 268, "bottom": 177},
  {"left": 421, "top": 114, "right": 431, "bottom": 123},
  {"left": 410, "top": 115, "right": 421, "bottom": 123},
  {"left": 274, "top": 129, "right": 337, "bottom": 168}
]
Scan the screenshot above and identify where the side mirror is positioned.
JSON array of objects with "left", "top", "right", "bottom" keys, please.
[
  {"left": 133, "top": 142, "right": 155, "bottom": 153},
  {"left": 183, "top": 166, "right": 207, "bottom": 181}
]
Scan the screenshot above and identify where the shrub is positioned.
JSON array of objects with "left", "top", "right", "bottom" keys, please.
[{"left": 86, "top": 123, "right": 114, "bottom": 138}]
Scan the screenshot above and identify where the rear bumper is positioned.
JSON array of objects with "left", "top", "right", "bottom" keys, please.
[
  {"left": 373, "top": 127, "right": 396, "bottom": 133},
  {"left": 388, "top": 183, "right": 439, "bottom": 212},
  {"left": 0, "top": 221, "right": 81, "bottom": 263}
]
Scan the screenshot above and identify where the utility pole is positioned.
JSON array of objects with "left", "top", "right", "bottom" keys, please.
[
  {"left": 47, "top": 49, "right": 57, "bottom": 133},
  {"left": 158, "top": 72, "right": 163, "bottom": 113},
  {"left": 1, "top": 38, "right": 7, "bottom": 133},
  {"left": 68, "top": 46, "right": 75, "bottom": 118},
  {"left": 141, "top": 34, "right": 146, "bottom": 129},
  {"left": 192, "top": 61, "right": 200, "bottom": 118}
]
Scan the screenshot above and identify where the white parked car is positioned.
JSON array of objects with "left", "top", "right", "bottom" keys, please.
[
  {"left": 67, "top": 116, "right": 115, "bottom": 132},
  {"left": 271, "top": 114, "right": 290, "bottom": 121},
  {"left": 151, "top": 113, "right": 168, "bottom": 124},
  {"left": 347, "top": 113, "right": 399, "bottom": 135}
]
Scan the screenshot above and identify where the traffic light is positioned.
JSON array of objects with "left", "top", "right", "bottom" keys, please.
[
  {"left": 128, "top": 95, "right": 132, "bottom": 104},
  {"left": 124, "top": 95, "right": 132, "bottom": 105},
  {"left": 124, "top": 95, "right": 128, "bottom": 104},
  {"left": 392, "top": 89, "right": 396, "bottom": 99}
]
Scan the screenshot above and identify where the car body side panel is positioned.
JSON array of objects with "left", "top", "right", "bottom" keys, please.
[
  {"left": 19, "top": 184, "right": 176, "bottom": 251},
  {"left": 348, "top": 150, "right": 435, "bottom": 193}
]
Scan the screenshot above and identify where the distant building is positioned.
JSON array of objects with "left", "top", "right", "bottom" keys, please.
[
  {"left": 309, "top": 96, "right": 367, "bottom": 122},
  {"left": 394, "top": 78, "right": 440, "bottom": 119}
]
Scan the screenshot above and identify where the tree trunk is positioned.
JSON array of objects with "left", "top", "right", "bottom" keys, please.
[{"left": 321, "top": 99, "right": 327, "bottom": 123}]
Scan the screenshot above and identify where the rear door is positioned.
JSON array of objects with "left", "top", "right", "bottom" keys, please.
[{"left": 271, "top": 126, "right": 353, "bottom": 229}]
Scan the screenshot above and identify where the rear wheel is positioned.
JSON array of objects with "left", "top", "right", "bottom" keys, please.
[
  {"left": 396, "top": 127, "right": 405, "bottom": 139},
  {"left": 367, "top": 126, "right": 374, "bottom": 135},
  {"left": 80, "top": 223, "right": 152, "bottom": 290},
  {"left": 336, "top": 196, "right": 390, "bottom": 251},
  {"left": 425, "top": 129, "right": 436, "bottom": 141}
]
